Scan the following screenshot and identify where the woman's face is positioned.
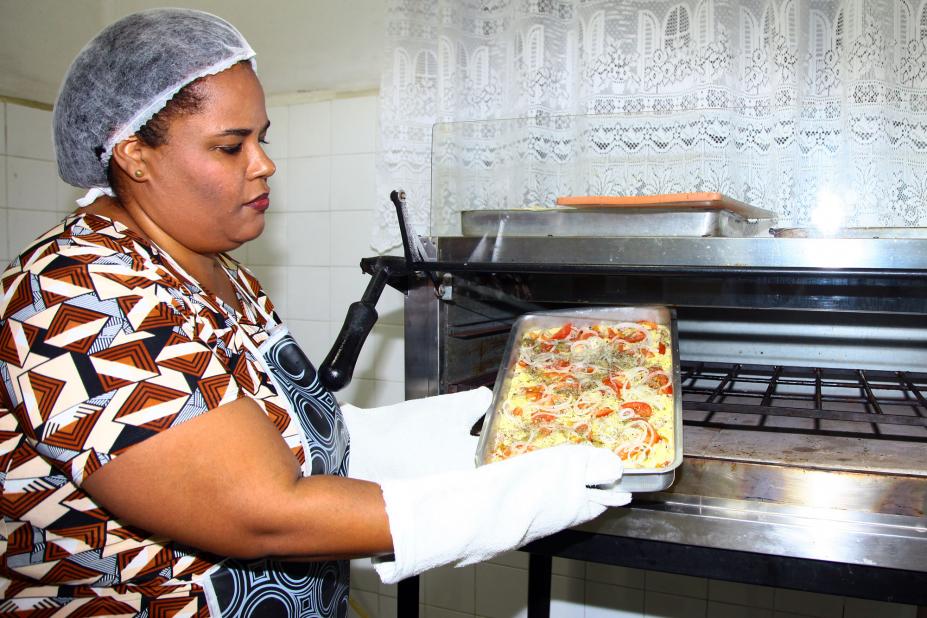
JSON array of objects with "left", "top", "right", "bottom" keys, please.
[{"left": 136, "top": 62, "right": 275, "bottom": 254}]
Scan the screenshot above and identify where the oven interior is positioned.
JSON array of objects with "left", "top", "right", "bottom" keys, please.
[{"left": 402, "top": 264, "right": 927, "bottom": 576}]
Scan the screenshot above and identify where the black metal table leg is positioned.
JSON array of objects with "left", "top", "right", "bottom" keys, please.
[
  {"left": 527, "top": 553, "right": 552, "bottom": 618},
  {"left": 397, "top": 575, "right": 419, "bottom": 617}
]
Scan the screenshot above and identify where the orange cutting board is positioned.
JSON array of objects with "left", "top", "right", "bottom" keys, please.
[{"left": 556, "top": 192, "right": 772, "bottom": 219}]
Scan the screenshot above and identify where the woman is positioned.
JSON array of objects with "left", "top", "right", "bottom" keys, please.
[{"left": 0, "top": 8, "right": 630, "bottom": 617}]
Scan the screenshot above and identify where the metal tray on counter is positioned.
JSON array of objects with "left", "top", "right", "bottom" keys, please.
[{"left": 461, "top": 206, "right": 776, "bottom": 238}]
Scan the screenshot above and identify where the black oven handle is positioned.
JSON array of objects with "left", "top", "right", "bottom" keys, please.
[
  {"left": 317, "top": 255, "right": 409, "bottom": 392},
  {"left": 317, "top": 189, "right": 437, "bottom": 392}
]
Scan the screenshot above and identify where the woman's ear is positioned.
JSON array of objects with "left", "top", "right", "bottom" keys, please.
[{"left": 110, "top": 136, "right": 149, "bottom": 183}]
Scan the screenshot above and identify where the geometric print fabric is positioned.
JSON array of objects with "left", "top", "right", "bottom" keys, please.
[{"left": 0, "top": 213, "right": 344, "bottom": 615}]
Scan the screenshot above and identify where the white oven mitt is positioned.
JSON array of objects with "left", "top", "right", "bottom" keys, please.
[
  {"left": 372, "top": 443, "right": 631, "bottom": 584},
  {"left": 341, "top": 387, "right": 492, "bottom": 483}
]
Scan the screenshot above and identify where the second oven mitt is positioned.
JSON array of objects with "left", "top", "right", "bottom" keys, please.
[
  {"left": 372, "top": 443, "right": 631, "bottom": 584},
  {"left": 341, "top": 387, "right": 492, "bottom": 483}
]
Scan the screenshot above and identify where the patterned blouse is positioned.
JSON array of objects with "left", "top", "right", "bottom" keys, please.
[{"left": 0, "top": 213, "right": 349, "bottom": 616}]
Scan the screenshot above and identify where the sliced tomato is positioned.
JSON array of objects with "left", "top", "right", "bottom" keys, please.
[
  {"left": 579, "top": 331, "right": 598, "bottom": 340},
  {"left": 621, "top": 401, "right": 653, "bottom": 419},
  {"left": 637, "top": 320, "right": 659, "bottom": 329},
  {"left": 550, "top": 323, "right": 573, "bottom": 340},
  {"left": 594, "top": 407, "right": 614, "bottom": 418},
  {"left": 511, "top": 406, "right": 523, "bottom": 417},
  {"left": 530, "top": 412, "right": 557, "bottom": 424},
  {"left": 574, "top": 422, "right": 589, "bottom": 435},
  {"left": 603, "top": 375, "right": 623, "bottom": 396},
  {"left": 647, "top": 373, "right": 670, "bottom": 389},
  {"left": 642, "top": 421, "right": 663, "bottom": 445},
  {"left": 658, "top": 342, "right": 666, "bottom": 355},
  {"left": 619, "top": 329, "right": 646, "bottom": 343},
  {"left": 616, "top": 444, "right": 645, "bottom": 462},
  {"left": 523, "top": 386, "right": 544, "bottom": 401}
]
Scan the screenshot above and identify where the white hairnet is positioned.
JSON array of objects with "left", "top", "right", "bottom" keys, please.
[{"left": 53, "top": 8, "right": 256, "bottom": 198}]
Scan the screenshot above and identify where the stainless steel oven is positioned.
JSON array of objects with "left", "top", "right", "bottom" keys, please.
[{"left": 394, "top": 213, "right": 927, "bottom": 614}]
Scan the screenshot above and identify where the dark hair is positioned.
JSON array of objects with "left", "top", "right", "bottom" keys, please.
[{"left": 135, "top": 80, "right": 207, "bottom": 147}]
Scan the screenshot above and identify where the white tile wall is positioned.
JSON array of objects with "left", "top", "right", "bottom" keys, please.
[
  {"left": 644, "top": 571, "right": 707, "bottom": 599},
  {"left": 551, "top": 574, "right": 585, "bottom": 618},
  {"left": 331, "top": 154, "right": 377, "bottom": 212},
  {"left": 286, "top": 156, "right": 331, "bottom": 211},
  {"left": 585, "top": 581, "right": 645, "bottom": 617},
  {"left": 288, "top": 101, "right": 331, "bottom": 157},
  {"left": 843, "top": 598, "right": 917, "bottom": 618},
  {"left": 4, "top": 99, "right": 921, "bottom": 618},
  {"left": 773, "top": 588, "right": 844, "bottom": 617},
  {"left": 287, "top": 266, "right": 331, "bottom": 321},
  {"left": 423, "top": 565, "right": 475, "bottom": 614},
  {"left": 709, "top": 580, "right": 775, "bottom": 609},
  {"left": 6, "top": 104, "right": 55, "bottom": 160},
  {"left": 708, "top": 601, "right": 773, "bottom": 618},
  {"left": 287, "top": 212, "right": 332, "bottom": 265},
  {"left": 7, "top": 156, "right": 57, "bottom": 209},
  {"left": 331, "top": 96, "right": 377, "bottom": 155},
  {"left": 7, "top": 209, "right": 60, "bottom": 245},
  {"left": 474, "top": 563, "right": 528, "bottom": 618},
  {"left": 0, "top": 208, "right": 8, "bottom": 264},
  {"left": 645, "top": 591, "right": 708, "bottom": 618},
  {"left": 0, "top": 103, "right": 6, "bottom": 155},
  {"left": 337, "top": 377, "right": 404, "bottom": 408}
]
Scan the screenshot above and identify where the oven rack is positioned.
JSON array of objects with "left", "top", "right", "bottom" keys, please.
[{"left": 680, "top": 361, "right": 927, "bottom": 442}]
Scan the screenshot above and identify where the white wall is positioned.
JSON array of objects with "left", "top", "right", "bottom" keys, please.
[
  {"left": 0, "top": 0, "right": 386, "bottom": 104},
  {"left": 0, "top": 102, "right": 84, "bottom": 265}
]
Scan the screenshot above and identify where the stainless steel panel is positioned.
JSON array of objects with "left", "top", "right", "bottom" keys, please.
[
  {"left": 578, "top": 457, "right": 927, "bottom": 573},
  {"left": 772, "top": 227, "right": 927, "bottom": 239},
  {"left": 438, "top": 236, "right": 927, "bottom": 270},
  {"left": 404, "top": 281, "right": 440, "bottom": 400},
  {"left": 461, "top": 208, "right": 775, "bottom": 238},
  {"left": 578, "top": 494, "right": 927, "bottom": 572}
]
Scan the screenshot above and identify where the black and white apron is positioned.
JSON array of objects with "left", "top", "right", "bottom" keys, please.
[{"left": 185, "top": 266, "right": 351, "bottom": 618}]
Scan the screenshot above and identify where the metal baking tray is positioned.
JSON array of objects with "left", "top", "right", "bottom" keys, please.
[
  {"left": 475, "top": 306, "right": 683, "bottom": 492},
  {"left": 461, "top": 207, "right": 775, "bottom": 238}
]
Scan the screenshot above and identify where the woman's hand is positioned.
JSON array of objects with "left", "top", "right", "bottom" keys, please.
[{"left": 82, "top": 397, "right": 393, "bottom": 561}]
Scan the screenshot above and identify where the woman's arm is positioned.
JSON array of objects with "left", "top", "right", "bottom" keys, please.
[{"left": 82, "top": 396, "right": 393, "bottom": 561}]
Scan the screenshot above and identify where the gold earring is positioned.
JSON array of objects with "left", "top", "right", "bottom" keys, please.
[{"left": 134, "top": 169, "right": 143, "bottom": 178}]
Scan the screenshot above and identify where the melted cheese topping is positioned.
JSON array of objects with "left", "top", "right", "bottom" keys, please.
[{"left": 487, "top": 320, "right": 676, "bottom": 469}]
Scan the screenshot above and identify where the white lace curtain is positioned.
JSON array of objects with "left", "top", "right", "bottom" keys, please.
[{"left": 373, "top": 0, "right": 927, "bottom": 251}]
